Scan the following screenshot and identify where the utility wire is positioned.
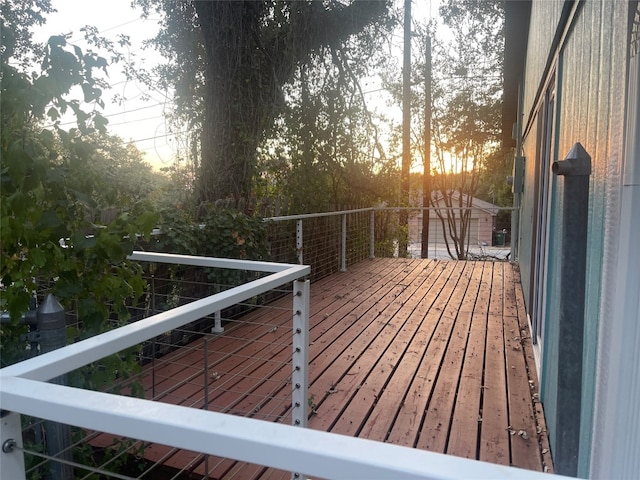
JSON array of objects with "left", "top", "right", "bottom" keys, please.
[
  {"left": 67, "top": 16, "right": 161, "bottom": 43},
  {"left": 106, "top": 114, "right": 167, "bottom": 128},
  {"left": 124, "top": 130, "right": 191, "bottom": 145},
  {"left": 44, "top": 102, "right": 169, "bottom": 128}
]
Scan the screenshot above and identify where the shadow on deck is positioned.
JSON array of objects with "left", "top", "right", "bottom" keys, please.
[{"left": 96, "top": 258, "right": 553, "bottom": 479}]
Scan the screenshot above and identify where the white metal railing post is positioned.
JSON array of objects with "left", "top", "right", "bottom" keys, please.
[
  {"left": 1, "top": 412, "right": 26, "bottom": 480},
  {"left": 296, "top": 220, "right": 303, "bottom": 265},
  {"left": 211, "top": 310, "right": 224, "bottom": 333},
  {"left": 291, "top": 279, "right": 309, "bottom": 479},
  {"left": 341, "top": 214, "right": 347, "bottom": 272},
  {"left": 291, "top": 279, "right": 309, "bottom": 430},
  {"left": 370, "top": 210, "right": 375, "bottom": 259}
]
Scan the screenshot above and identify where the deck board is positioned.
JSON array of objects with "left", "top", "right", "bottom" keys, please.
[
  {"left": 445, "top": 262, "right": 485, "bottom": 459},
  {"left": 479, "top": 263, "right": 511, "bottom": 466},
  {"left": 355, "top": 261, "right": 455, "bottom": 443},
  {"left": 384, "top": 261, "right": 468, "bottom": 447},
  {"left": 102, "top": 258, "right": 550, "bottom": 478},
  {"left": 311, "top": 259, "right": 434, "bottom": 434},
  {"left": 417, "top": 266, "right": 478, "bottom": 453}
]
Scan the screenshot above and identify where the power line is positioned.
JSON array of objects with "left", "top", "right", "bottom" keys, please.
[
  {"left": 124, "top": 130, "right": 191, "bottom": 145},
  {"left": 106, "top": 114, "right": 167, "bottom": 128},
  {"left": 44, "top": 101, "right": 169, "bottom": 128},
  {"left": 108, "top": 75, "right": 162, "bottom": 88},
  {"left": 68, "top": 16, "right": 161, "bottom": 43},
  {"left": 362, "top": 87, "right": 389, "bottom": 95},
  {"left": 108, "top": 102, "right": 168, "bottom": 119},
  {"left": 99, "top": 17, "right": 161, "bottom": 35}
]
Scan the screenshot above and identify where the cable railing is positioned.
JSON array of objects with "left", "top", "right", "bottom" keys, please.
[
  {"left": 265, "top": 206, "right": 514, "bottom": 281},
  {"left": 0, "top": 252, "right": 564, "bottom": 480},
  {"left": 0, "top": 251, "right": 568, "bottom": 480},
  {"left": 0, "top": 252, "right": 311, "bottom": 480}
]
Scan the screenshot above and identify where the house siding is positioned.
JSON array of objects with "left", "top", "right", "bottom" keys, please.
[
  {"left": 523, "top": 0, "right": 566, "bottom": 118},
  {"left": 553, "top": 2, "right": 627, "bottom": 476},
  {"left": 518, "top": 116, "right": 538, "bottom": 312},
  {"left": 425, "top": 212, "right": 492, "bottom": 247},
  {"left": 518, "top": 0, "right": 628, "bottom": 476},
  {"left": 591, "top": 3, "right": 640, "bottom": 476}
]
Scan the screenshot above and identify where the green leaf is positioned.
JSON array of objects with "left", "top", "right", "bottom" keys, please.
[
  {"left": 46, "top": 106, "right": 60, "bottom": 121},
  {"left": 48, "top": 35, "right": 67, "bottom": 47},
  {"left": 71, "top": 232, "right": 97, "bottom": 250},
  {"left": 100, "top": 233, "right": 125, "bottom": 259},
  {"left": 5, "top": 144, "right": 33, "bottom": 185},
  {"left": 38, "top": 210, "right": 63, "bottom": 230},
  {"left": 135, "top": 211, "right": 159, "bottom": 239},
  {"left": 94, "top": 112, "right": 108, "bottom": 133},
  {"left": 29, "top": 248, "right": 47, "bottom": 268},
  {"left": 96, "top": 57, "right": 108, "bottom": 70},
  {"left": 7, "top": 190, "right": 29, "bottom": 217},
  {"left": 54, "top": 278, "right": 83, "bottom": 298}
]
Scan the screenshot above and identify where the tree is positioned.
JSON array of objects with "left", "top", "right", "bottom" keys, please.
[
  {"left": 431, "top": 1, "right": 504, "bottom": 259},
  {"left": 154, "top": 160, "right": 197, "bottom": 211},
  {"left": 137, "top": 0, "right": 392, "bottom": 202},
  {"left": 381, "top": 2, "right": 504, "bottom": 259},
  {"left": 1, "top": 8, "right": 161, "bottom": 474},
  {"left": 254, "top": 22, "right": 396, "bottom": 213},
  {"left": 379, "top": 1, "right": 504, "bottom": 259},
  {"left": 81, "top": 133, "right": 168, "bottom": 216},
  {"left": 0, "top": 0, "right": 54, "bottom": 68}
]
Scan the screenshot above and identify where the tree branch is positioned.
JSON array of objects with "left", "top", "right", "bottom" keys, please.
[{"left": 283, "top": 0, "right": 389, "bottom": 66}]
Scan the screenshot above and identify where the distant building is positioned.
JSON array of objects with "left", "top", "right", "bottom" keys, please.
[{"left": 414, "top": 190, "right": 500, "bottom": 247}]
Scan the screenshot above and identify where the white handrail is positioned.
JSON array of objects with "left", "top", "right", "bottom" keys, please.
[
  {"left": 264, "top": 206, "right": 517, "bottom": 222},
  {"left": 0, "top": 254, "right": 309, "bottom": 382},
  {"left": 0, "top": 252, "right": 311, "bottom": 480}
]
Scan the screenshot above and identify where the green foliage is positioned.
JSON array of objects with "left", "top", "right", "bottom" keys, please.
[
  {"left": 256, "top": 23, "right": 401, "bottom": 212},
  {"left": 374, "top": 212, "right": 408, "bottom": 258},
  {"left": 151, "top": 207, "right": 268, "bottom": 261},
  {"left": 197, "top": 208, "right": 267, "bottom": 260},
  {"left": 82, "top": 133, "right": 168, "bottom": 213},
  {"left": 152, "top": 160, "right": 197, "bottom": 212},
  {"left": 71, "top": 429, "right": 146, "bottom": 480},
  {"left": 1, "top": 17, "right": 157, "bottom": 362},
  {"left": 476, "top": 147, "right": 514, "bottom": 232},
  {"left": 22, "top": 434, "right": 46, "bottom": 480},
  {"left": 378, "top": 1, "right": 505, "bottom": 259},
  {"left": 151, "top": 207, "right": 198, "bottom": 255},
  {"left": 1, "top": 9, "right": 160, "bottom": 477},
  {"left": 149, "top": 206, "right": 270, "bottom": 288},
  {"left": 476, "top": 147, "right": 514, "bottom": 206},
  {"left": 0, "top": 0, "right": 54, "bottom": 68}
]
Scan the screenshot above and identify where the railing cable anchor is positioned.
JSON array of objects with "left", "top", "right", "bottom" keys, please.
[{"left": 2, "top": 439, "right": 16, "bottom": 453}]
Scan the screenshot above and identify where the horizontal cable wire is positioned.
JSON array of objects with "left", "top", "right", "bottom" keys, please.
[{"left": 19, "top": 444, "right": 139, "bottom": 480}]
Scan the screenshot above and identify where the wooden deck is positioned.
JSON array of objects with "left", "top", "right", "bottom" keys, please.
[{"left": 95, "top": 258, "right": 553, "bottom": 479}]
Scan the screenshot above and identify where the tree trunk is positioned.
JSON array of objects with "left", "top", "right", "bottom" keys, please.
[{"left": 195, "top": 2, "right": 275, "bottom": 202}]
